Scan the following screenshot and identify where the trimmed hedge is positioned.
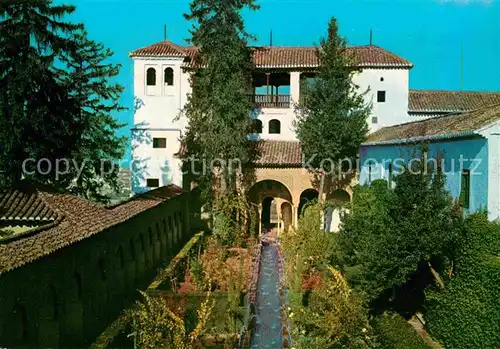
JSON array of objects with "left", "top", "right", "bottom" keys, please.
[
  {"left": 372, "top": 313, "right": 431, "bottom": 349},
  {"left": 425, "top": 213, "right": 500, "bottom": 349}
]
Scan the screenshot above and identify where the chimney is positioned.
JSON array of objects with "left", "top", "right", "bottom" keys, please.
[
  {"left": 369, "top": 29, "right": 373, "bottom": 46},
  {"left": 270, "top": 29, "right": 273, "bottom": 47},
  {"left": 164, "top": 24, "right": 167, "bottom": 41}
]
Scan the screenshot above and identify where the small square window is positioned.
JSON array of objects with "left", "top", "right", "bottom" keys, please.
[
  {"left": 153, "top": 138, "right": 167, "bottom": 148},
  {"left": 146, "top": 178, "right": 160, "bottom": 188},
  {"left": 371, "top": 116, "right": 378, "bottom": 124},
  {"left": 377, "top": 91, "right": 386, "bottom": 103}
]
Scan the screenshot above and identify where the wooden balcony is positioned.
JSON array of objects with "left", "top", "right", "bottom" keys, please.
[{"left": 249, "top": 94, "right": 290, "bottom": 109}]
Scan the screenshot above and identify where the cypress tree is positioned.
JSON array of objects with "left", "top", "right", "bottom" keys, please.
[
  {"left": 295, "top": 18, "right": 370, "bottom": 198},
  {"left": 181, "top": 0, "right": 259, "bottom": 202},
  {"left": 0, "top": 1, "right": 126, "bottom": 203},
  {"left": 58, "top": 31, "right": 127, "bottom": 202}
]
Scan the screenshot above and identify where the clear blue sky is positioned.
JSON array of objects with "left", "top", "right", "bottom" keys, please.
[{"left": 65, "top": 0, "right": 500, "bottom": 162}]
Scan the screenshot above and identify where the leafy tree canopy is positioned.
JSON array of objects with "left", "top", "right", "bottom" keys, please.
[{"left": 337, "top": 160, "right": 463, "bottom": 306}]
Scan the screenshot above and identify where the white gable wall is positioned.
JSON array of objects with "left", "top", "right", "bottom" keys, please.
[
  {"left": 352, "top": 68, "right": 410, "bottom": 133},
  {"left": 478, "top": 122, "right": 500, "bottom": 221},
  {"left": 133, "top": 57, "right": 190, "bottom": 129}
]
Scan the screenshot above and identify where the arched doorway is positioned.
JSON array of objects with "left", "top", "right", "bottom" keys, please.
[
  {"left": 248, "top": 180, "right": 293, "bottom": 233},
  {"left": 325, "top": 189, "right": 351, "bottom": 232},
  {"left": 261, "top": 197, "right": 278, "bottom": 228},
  {"left": 298, "top": 189, "right": 319, "bottom": 219}
]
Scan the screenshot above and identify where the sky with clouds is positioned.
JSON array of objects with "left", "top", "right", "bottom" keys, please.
[{"left": 63, "top": 0, "right": 500, "bottom": 161}]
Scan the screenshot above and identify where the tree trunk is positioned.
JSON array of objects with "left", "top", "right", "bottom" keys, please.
[
  {"left": 428, "top": 262, "right": 445, "bottom": 290},
  {"left": 318, "top": 170, "right": 325, "bottom": 204}
]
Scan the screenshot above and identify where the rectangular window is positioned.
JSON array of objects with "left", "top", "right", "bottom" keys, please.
[
  {"left": 153, "top": 138, "right": 166, "bottom": 148},
  {"left": 368, "top": 163, "right": 372, "bottom": 184},
  {"left": 388, "top": 163, "right": 393, "bottom": 187},
  {"left": 146, "top": 178, "right": 160, "bottom": 188},
  {"left": 377, "top": 91, "right": 386, "bottom": 103},
  {"left": 459, "top": 169, "right": 470, "bottom": 209},
  {"left": 371, "top": 116, "right": 378, "bottom": 124}
]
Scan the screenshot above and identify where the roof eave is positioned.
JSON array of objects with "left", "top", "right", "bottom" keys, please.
[
  {"left": 129, "top": 53, "right": 187, "bottom": 59},
  {"left": 254, "top": 163, "right": 303, "bottom": 168},
  {"left": 356, "top": 63, "right": 413, "bottom": 69},
  {"left": 362, "top": 130, "right": 477, "bottom": 147},
  {"left": 408, "top": 109, "right": 462, "bottom": 114},
  {"left": 182, "top": 63, "right": 413, "bottom": 70}
]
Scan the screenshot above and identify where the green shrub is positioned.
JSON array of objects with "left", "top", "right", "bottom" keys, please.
[
  {"left": 289, "top": 266, "right": 373, "bottom": 349},
  {"left": 189, "top": 257, "right": 205, "bottom": 290},
  {"left": 338, "top": 164, "right": 462, "bottom": 307},
  {"left": 425, "top": 213, "right": 500, "bottom": 348},
  {"left": 372, "top": 313, "right": 430, "bottom": 349},
  {"left": 281, "top": 203, "right": 337, "bottom": 293}
]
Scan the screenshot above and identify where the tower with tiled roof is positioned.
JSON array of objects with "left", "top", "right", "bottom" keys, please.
[{"left": 130, "top": 40, "right": 192, "bottom": 193}]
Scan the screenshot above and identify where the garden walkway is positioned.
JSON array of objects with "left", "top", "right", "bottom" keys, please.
[{"left": 250, "top": 231, "right": 286, "bottom": 349}]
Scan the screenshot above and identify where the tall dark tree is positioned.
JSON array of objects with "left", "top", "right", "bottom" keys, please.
[
  {"left": 295, "top": 18, "right": 370, "bottom": 199},
  {"left": 0, "top": 1, "right": 126, "bottom": 202},
  {"left": 57, "top": 32, "right": 127, "bottom": 202},
  {"left": 181, "top": 0, "right": 259, "bottom": 202},
  {"left": 0, "top": 1, "right": 81, "bottom": 184}
]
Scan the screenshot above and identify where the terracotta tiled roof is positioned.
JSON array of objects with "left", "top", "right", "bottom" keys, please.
[
  {"left": 130, "top": 40, "right": 189, "bottom": 57},
  {"left": 176, "top": 140, "right": 303, "bottom": 167},
  {"left": 130, "top": 40, "right": 412, "bottom": 68},
  {"left": 364, "top": 103, "right": 500, "bottom": 145},
  {"left": 254, "top": 140, "right": 302, "bottom": 167},
  {"left": 0, "top": 183, "right": 183, "bottom": 275},
  {"left": 409, "top": 90, "right": 500, "bottom": 113},
  {"left": 250, "top": 45, "right": 412, "bottom": 68},
  {"left": 0, "top": 187, "right": 58, "bottom": 221}
]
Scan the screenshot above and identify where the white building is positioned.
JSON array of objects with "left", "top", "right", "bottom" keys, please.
[{"left": 129, "top": 39, "right": 420, "bottom": 193}]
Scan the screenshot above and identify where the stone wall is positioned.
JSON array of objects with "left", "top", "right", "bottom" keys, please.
[{"left": 0, "top": 189, "right": 202, "bottom": 348}]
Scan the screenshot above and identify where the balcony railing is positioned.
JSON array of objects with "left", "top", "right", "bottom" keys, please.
[{"left": 249, "top": 94, "right": 290, "bottom": 109}]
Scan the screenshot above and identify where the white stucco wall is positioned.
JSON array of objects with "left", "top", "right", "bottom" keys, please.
[
  {"left": 131, "top": 128, "right": 183, "bottom": 191},
  {"left": 253, "top": 108, "right": 298, "bottom": 141},
  {"left": 352, "top": 68, "right": 410, "bottom": 133},
  {"left": 133, "top": 57, "right": 190, "bottom": 130},
  {"left": 479, "top": 122, "right": 500, "bottom": 221},
  {"left": 132, "top": 56, "right": 190, "bottom": 193}
]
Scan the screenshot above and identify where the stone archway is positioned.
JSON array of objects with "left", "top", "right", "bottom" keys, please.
[
  {"left": 325, "top": 189, "right": 351, "bottom": 232},
  {"left": 248, "top": 180, "right": 294, "bottom": 234},
  {"left": 298, "top": 188, "right": 319, "bottom": 219}
]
